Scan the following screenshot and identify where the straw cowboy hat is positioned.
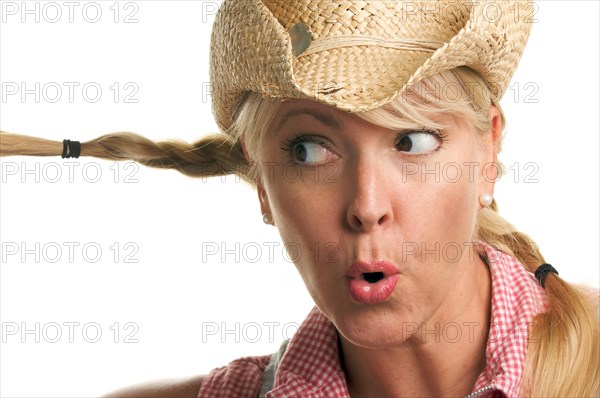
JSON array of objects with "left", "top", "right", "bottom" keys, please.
[{"left": 210, "top": 0, "right": 534, "bottom": 132}]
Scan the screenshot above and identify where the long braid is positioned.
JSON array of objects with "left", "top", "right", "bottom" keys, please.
[{"left": 0, "top": 131, "right": 253, "bottom": 183}]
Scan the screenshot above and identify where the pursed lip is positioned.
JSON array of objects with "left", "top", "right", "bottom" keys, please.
[
  {"left": 346, "top": 260, "right": 400, "bottom": 279},
  {"left": 345, "top": 260, "right": 401, "bottom": 304}
]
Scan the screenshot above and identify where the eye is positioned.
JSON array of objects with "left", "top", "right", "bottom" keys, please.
[
  {"left": 282, "top": 136, "right": 337, "bottom": 165},
  {"left": 395, "top": 130, "right": 446, "bottom": 154}
]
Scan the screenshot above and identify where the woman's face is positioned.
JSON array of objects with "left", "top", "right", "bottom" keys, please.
[{"left": 255, "top": 98, "right": 500, "bottom": 348}]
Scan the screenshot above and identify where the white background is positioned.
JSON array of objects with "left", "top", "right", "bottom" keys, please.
[{"left": 0, "top": 1, "right": 598, "bottom": 397}]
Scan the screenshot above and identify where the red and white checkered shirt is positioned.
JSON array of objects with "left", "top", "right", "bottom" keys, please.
[{"left": 198, "top": 241, "right": 547, "bottom": 398}]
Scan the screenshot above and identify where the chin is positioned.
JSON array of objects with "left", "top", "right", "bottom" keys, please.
[{"left": 329, "top": 301, "right": 418, "bottom": 349}]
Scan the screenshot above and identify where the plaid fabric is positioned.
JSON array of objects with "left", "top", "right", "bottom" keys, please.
[
  {"left": 198, "top": 241, "right": 547, "bottom": 398},
  {"left": 470, "top": 241, "right": 548, "bottom": 397},
  {"left": 196, "top": 355, "right": 271, "bottom": 398}
]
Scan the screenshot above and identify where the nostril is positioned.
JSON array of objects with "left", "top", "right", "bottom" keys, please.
[{"left": 347, "top": 208, "right": 392, "bottom": 232}]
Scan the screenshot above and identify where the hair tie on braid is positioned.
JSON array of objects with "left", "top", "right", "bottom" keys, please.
[
  {"left": 535, "top": 263, "right": 558, "bottom": 288},
  {"left": 62, "top": 139, "right": 81, "bottom": 159}
]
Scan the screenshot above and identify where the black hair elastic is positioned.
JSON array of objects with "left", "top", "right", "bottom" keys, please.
[
  {"left": 61, "top": 139, "right": 81, "bottom": 159},
  {"left": 535, "top": 263, "right": 558, "bottom": 288}
]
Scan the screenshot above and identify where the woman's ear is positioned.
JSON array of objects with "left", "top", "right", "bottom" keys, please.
[
  {"left": 478, "top": 105, "right": 503, "bottom": 201},
  {"left": 256, "top": 178, "right": 274, "bottom": 225},
  {"left": 257, "top": 179, "right": 271, "bottom": 215},
  {"left": 489, "top": 105, "right": 502, "bottom": 157}
]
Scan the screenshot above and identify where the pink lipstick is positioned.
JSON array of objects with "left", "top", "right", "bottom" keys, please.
[{"left": 345, "top": 260, "right": 400, "bottom": 304}]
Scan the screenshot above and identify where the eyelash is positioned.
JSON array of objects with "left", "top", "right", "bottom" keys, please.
[
  {"left": 280, "top": 135, "right": 332, "bottom": 153},
  {"left": 395, "top": 129, "right": 449, "bottom": 154}
]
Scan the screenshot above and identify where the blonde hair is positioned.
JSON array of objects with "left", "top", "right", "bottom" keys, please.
[
  {"left": 0, "top": 129, "right": 253, "bottom": 183},
  {"left": 1, "top": 67, "right": 598, "bottom": 397}
]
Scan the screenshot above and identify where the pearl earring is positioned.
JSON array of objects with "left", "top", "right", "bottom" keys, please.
[
  {"left": 262, "top": 213, "right": 273, "bottom": 225},
  {"left": 479, "top": 193, "right": 493, "bottom": 207}
]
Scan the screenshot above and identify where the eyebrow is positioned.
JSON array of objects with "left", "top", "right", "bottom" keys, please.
[{"left": 274, "top": 108, "right": 341, "bottom": 132}]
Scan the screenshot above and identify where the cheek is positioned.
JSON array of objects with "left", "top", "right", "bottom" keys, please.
[
  {"left": 438, "top": 179, "right": 479, "bottom": 241},
  {"left": 263, "top": 173, "right": 336, "bottom": 250},
  {"left": 401, "top": 164, "right": 480, "bottom": 246},
  {"left": 260, "top": 169, "right": 345, "bottom": 298}
]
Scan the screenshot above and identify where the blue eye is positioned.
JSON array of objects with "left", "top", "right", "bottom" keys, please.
[
  {"left": 395, "top": 130, "right": 446, "bottom": 154},
  {"left": 282, "top": 136, "right": 336, "bottom": 165}
]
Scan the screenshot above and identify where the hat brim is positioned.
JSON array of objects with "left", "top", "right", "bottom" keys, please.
[{"left": 292, "top": 46, "right": 435, "bottom": 113}]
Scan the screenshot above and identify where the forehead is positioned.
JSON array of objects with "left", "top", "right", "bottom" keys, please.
[
  {"left": 272, "top": 99, "right": 368, "bottom": 129},
  {"left": 270, "top": 97, "right": 461, "bottom": 134}
]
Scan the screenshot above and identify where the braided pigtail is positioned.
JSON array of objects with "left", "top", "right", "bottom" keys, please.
[{"left": 0, "top": 131, "right": 253, "bottom": 183}]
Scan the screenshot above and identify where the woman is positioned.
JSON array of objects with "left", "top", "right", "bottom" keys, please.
[{"left": 2, "top": 0, "right": 598, "bottom": 397}]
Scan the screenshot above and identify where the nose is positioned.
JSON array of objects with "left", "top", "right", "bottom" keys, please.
[{"left": 345, "top": 157, "right": 394, "bottom": 232}]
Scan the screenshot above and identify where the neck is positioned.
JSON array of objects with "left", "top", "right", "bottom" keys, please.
[{"left": 340, "top": 254, "right": 492, "bottom": 397}]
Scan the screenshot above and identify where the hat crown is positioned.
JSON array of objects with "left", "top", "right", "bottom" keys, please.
[{"left": 265, "top": 1, "right": 470, "bottom": 42}]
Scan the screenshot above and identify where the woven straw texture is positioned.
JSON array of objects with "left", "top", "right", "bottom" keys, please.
[{"left": 210, "top": 0, "right": 534, "bottom": 132}]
